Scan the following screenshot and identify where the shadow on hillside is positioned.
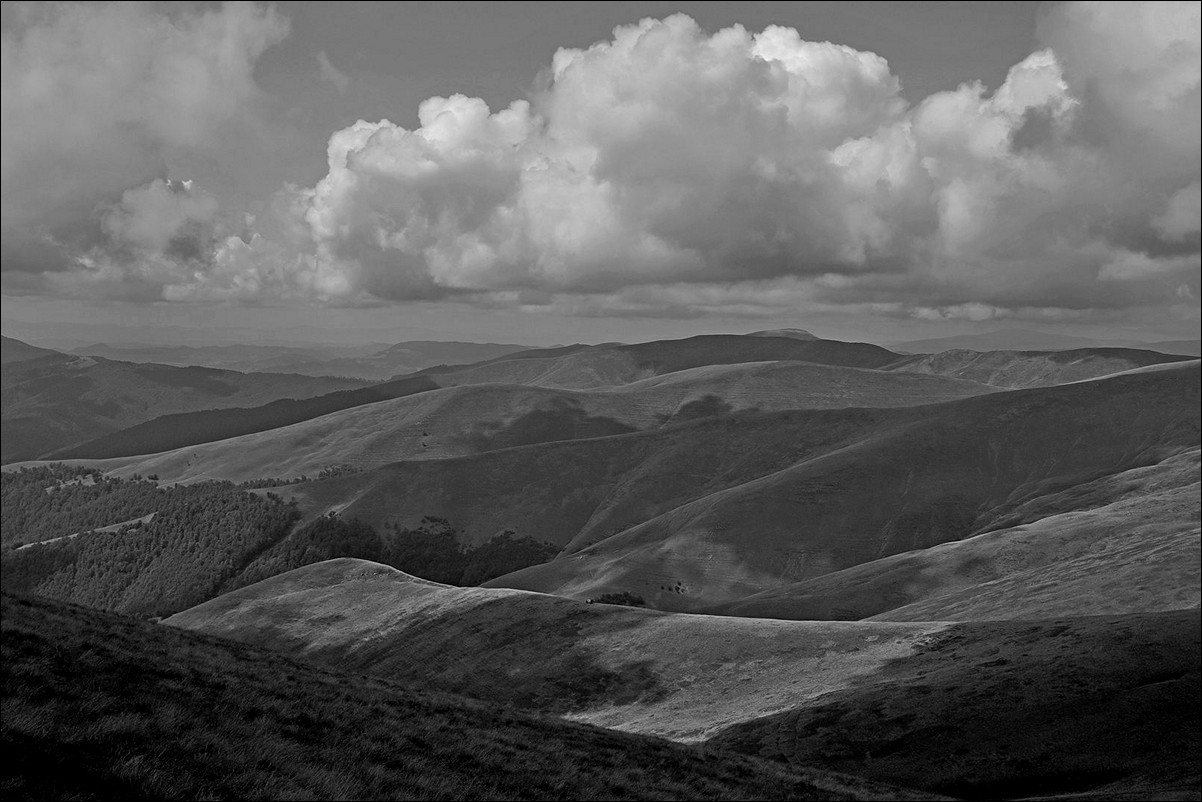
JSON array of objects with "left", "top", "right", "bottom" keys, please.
[
  {"left": 455, "top": 398, "right": 638, "bottom": 454},
  {"left": 308, "top": 594, "right": 672, "bottom": 716},
  {"left": 707, "top": 610, "right": 1202, "bottom": 800}
]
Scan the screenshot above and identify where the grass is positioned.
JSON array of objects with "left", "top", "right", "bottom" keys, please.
[
  {"left": 711, "top": 609, "right": 1202, "bottom": 800},
  {"left": 1, "top": 592, "right": 939, "bottom": 801}
]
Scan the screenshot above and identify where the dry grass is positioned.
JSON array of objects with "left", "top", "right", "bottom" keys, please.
[{"left": 2, "top": 592, "right": 941, "bottom": 801}]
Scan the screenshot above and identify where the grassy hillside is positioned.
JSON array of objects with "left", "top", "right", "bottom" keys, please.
[
  {"left": 482, "top": 362, "right": 1199, "bottom": 609},
  {"left": 46, "top": 334, "right": 916, "bottom": 464},
  {"left": 0, "top": 335, "right": 60, "bottom": 364},
  {"left": 428, "top": 334, "right": 901, "bottom": 390},
  {"left": 711, "top": 610, "right": 1201, "bottom": 800},
  {"left": 1143, "top": 339, "right": 1202, "bottom": 357},
  {"left": 118, "top": 361, "right": 1186, "bottom": 613},
  {"left": 1, "top": 593, "right": 937, "bottom": 802},
  {"left": 165, "top": 559, "right": 951, "bottom": 741},
  {"left": 710, "top": 447, "right": 1200, "bottom": 621},
  {"left": 54, "top": 374, "right": 439, "bottom": 461},
  {"left": 883, "top": 347, "right": 1194, "bottom": 388},
  {"left": 166, "top": 559, "right": 1201, "bottom": 800},
  {"left": 1, "top": 349, "right": 367, "bottom": 463},
  {"left": 74, "top": 363, "right": 995, "bottom": 481}
]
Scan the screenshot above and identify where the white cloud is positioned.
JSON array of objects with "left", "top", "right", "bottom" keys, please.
[
  {"left": 4, "top": 3, "right": 1199, "bottom": 327},
  {"left": 0, "top": 1, "right": 288, "bottom": 271}
]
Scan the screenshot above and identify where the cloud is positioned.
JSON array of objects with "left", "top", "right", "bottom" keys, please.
[
  {"left": 0, "top": 1, "right": 288, "bottom": 276},
  {"left": 316, "top": 50, "right": 349, "bottom": 93},
  {"left": 3, "top": 3, "right": 1199, "bottom": 327}
]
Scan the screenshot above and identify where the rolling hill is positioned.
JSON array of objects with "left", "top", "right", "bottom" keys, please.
[
  {"left": 47, "top": 334, "right": 1191, "bottom": 467},
  {"left": 882, "top": 347, "right": 1195, "bottom": 388},
  {"left": 165, "top": 558, "right": 1201, "bottom": 800},
  {"left": 72, "top": 339, "right": 534, "bottom": 380},
  {"left": 479, "top": 362, "right": 1199, "bottom": 609},
  {"left": 1, "top": 335, "right": 61, "bottom": 364},
  {"left": 710, "top": 608, "right": 1201, "bottom": 800},
  {"left": 1, "top": 338, "right": 369, "bottom": 463},
  {"left": 709, "top": 446, "right": 1200, "bottom": 621},
  {"left": 1143, "top": 339, "right": 1202, "bottom": 357},
  {"left": 70, "top": 362, "right": 996, "bottom": 482},
  {"left": 2, "top": 592, "right": 937, "bottom": 802},
  {"left": 44, "top": 333, "right": 918, "bottom": 464},
  {"left": 34, "top": 358, "right": 1198, "bottom": 617},
  {"left": 888, "top": 328, "right": 1132, "bottom": 353}
]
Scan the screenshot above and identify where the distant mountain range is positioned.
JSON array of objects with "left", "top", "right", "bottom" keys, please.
[
  {"left": 68, "top": 339, "right": 534, "bottom": 380},
  {"left": 0, "top": 336, "right": 367, "bottom": 463},
  {"left": 890, "top": 327, "right": 1201, "bottom": 355}
]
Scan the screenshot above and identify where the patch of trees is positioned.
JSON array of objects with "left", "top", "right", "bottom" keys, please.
[
  {"left": 594, "top": 592, "right": 646, "bottom": 607},
  {"left": 382, "top": 517, "right": 560, "bottom": 586},
  {"left": 1, "top": 465, "right": 163, "bottom": 548},
  {"left": 2, "top": 466, "right": 559, "bottom": 617},
  {"left": 2, "top": 473, "right": 300, "bottom": 617},
  {"left": 237, "top": 463, "right": 364, "bottom": 489},
  {"left": 239, "top": 515, "right": 561, "bottom": 588}
]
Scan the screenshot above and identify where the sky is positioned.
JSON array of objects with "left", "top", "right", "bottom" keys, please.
[{"left": 1, "top": 1, "right": 1199, "bottom": 347}]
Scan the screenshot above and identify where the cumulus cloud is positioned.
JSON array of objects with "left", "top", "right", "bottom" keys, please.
[
  {"left": 3, "top": 2, "right": 1199, "bottom": 326},
  {"left": 0, "top": 1, "right": 288, "bottom": 276}
]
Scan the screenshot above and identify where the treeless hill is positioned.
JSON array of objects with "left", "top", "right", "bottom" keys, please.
[
  {"left": 1, "top": 350, "right": 368, "bottom": 463},
  {"left": 164, "top": 558, "right": 953, "bottom": 743},
  {"left": 883, "top": 346, "right": 1194, "bottom": 388},
  {"left": 710, "top": 447, "right": 1200, "bottom": 621},
  {"left": 888, "top": 328, "right": 1125, "bottom": 353},
  {"left": 47, "top": 333, "right": 909, "bottom": 462},
  {"left": 1143, "top": 339, "right": 1202, "bottom": 357},
  {"left": 166, "top": 558, "right": 1201, "bottom": 800},
  {"left": 0, "top": 335, "right": 60, "bottom": 364},
  {"left": 72, "top": 339, "right": 533, "bottom": 379},
  {"left": 73, "top": 362, "right": 994, "bottom": 482},
  {"left": 433, "top": 334, "right": 901, "bottom": 390},
  {"left": 1, "top": 594, "right": 938, "bottom": 802},
  {"left": 483, "top": 362, "right": 1199, "bottom": 610}
]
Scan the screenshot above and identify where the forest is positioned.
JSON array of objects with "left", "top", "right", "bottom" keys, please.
[{"left": 2, "top": 466, "right": 561, "bottom": 617}]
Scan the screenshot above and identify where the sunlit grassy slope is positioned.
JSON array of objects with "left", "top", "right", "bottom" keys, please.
[
  {"left": 166, "top": 558, "right": 1201, "bottom": 800},
  {"left": 1, "top": 592, "right": 941, "bottom": 802}
]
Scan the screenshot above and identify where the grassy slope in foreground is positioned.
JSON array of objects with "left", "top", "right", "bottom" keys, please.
[
  {"left": 711, "top": 609, "right": 1201, "bottom": 801},
  {"left": 0, "top": 592, "right": 939, "bottom": 802},
  {"left": 165, "top": 559, "right": 951, "bottom": 742},
  {"left": 165, "top": 559, "right": 1201, "bottom": 801}
]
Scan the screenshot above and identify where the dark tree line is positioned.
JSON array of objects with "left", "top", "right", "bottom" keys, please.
[
  {"left": 3, "top": 466, "right": 560, "bottom": 618},
  {"left": 237, "top": 514, "right": 560, "bottom": 588},
  {"left": 2, "top": 477, "right": 301, "bottom": 617}
]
